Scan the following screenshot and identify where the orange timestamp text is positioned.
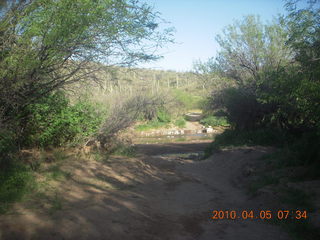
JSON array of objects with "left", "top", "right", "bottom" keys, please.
[{"left": 211, "top": 210, "right": 307, "bottom": 220}]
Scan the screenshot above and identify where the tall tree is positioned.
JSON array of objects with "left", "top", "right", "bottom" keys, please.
[
  {"left": 283, "top": 0, "right": 320, "bottom": 130},
  {"left": 0, "top": 0, "right": 173, "bottom": 122},
  {"left": 285, "top": 0, "right": 320, "bottom": 81},
  {"left": 214, "top": 15, "right": 292, "bottom": 90}
]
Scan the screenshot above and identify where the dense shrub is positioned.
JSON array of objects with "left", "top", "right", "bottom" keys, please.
[
  {"left": 98, "top": 94, "right": 168, "bottom": 146},
  {"left": 0, "top": 164, "right": 35, "bottom": 213},
  {"left": 135, "top": 109, "right": 172, "bottom": 131},
  {"left": 0, "top": 129, "right": 17, "bottom": 166},
  {"left": 200, "top": 6, "right": 320, "bottom": 171},
  {"left": 288, "top": 132, "right": 320, "bottom": 166},
  {"left": 156, "top": 109, "right": 171, "bottom": 123},
  {"left": 209, "top": 87, "right": 268, "bottom": 130},
  {"left": 174, "top": 117, "right": 187, "bottom": 128},
  {"left": 136, "top": 94, "right": 167, "bottom": 121},
  {"left": 134, "top": 96, "right": 174, "bottom": 131},
  {"left": 200, "top": 115, "right": 229, "bottom": 127},
  {"left": 21, "top": 92, "right": 103, "bottom": 147}
]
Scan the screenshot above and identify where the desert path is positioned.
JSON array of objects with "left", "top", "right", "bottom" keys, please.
[{"left": 0, "top": 142, "right": 290, "bottom": 240}]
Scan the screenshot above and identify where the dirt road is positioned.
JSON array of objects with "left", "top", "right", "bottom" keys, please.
[{"left": 0, "top": 142, "right": 290, "bottom": 240}]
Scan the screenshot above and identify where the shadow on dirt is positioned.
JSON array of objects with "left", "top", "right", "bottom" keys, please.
[{"left": 136, "top": 142, "right": 211, "bottom": 156}]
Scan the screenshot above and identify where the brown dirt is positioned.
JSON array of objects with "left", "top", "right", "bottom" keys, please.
[{"left": 0, "top": 143, "right": 291, "bottom": 240}]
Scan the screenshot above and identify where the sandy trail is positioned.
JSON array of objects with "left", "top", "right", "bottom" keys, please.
[{"left": 0, "top": 142, "right": 290, "bottom": 240}]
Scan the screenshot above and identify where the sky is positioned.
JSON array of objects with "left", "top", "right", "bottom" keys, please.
[{"left": 138, "top": 0, "right": 288, "bottom": 72}]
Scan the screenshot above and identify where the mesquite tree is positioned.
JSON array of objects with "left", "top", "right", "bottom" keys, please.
[
  {"left": 214, "top": 15, "right": 292, "bottom": 90},
  {"left": 0, "top": 0, "right": 173, "bottom": 123}
]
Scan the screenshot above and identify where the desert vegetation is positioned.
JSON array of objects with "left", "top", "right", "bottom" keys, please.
[
  {"left": 0, "top": 0, "right": 211, "bottom": 213},
  {"left": 0, "top": 0, "right": 319, "bottom": 239},
  {"left": 203, "top": 1, "right": 320, "bottom": 172},
  {"left": 199, "top": 1, "right": 320, "bottom": 238}
]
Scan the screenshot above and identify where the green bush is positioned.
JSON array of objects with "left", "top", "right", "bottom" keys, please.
[
  {"left": 136, "top": 108, "right": 172, "bottom": 131},
  {"left": 174, "top": 117, "right": 186, "bottom": 128},
  {"left": 22, "top": 92, "right": 103, "bottom": 147},
  {"left": 210, "top": 87, "right": 267, "bottom": 130},
  {"left": 200, "top": 115, "right": 229, "bottom": 127},
  {"left": 254, "top": 131, "right": 320, "bottom": 172},
  {"left": 0, "top": 164, "right": 35, "bottom": 214},
  {"left": 284, "top": 132, "right": 320, "bottom": 167},
  {"left": 135, "top": 120, "right": 169, "bottom": 131},
  {"left": 0, "top": 129, "right": 17, "bottom": 166},
  {"left": 156, "top": 109, "right": 171, "bottom": 123}
]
